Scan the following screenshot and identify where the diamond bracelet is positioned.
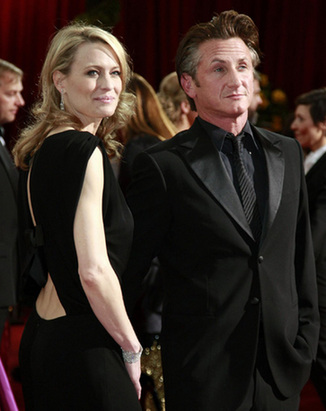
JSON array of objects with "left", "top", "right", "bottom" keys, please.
[{"left": 121, "top": 345, "right": 143, "bottom": 363}]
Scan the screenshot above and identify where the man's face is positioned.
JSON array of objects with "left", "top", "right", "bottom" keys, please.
[
  {"left": 182, "top": 37, "right": 254, "bottom": 125},
  {"left": 0, "top": 71, "right": 25, "bottom": 125}
]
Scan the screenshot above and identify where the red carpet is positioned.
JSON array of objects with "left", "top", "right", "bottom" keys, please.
[{"left": 0, "top": 320, "right": 324, "bottom": 411}]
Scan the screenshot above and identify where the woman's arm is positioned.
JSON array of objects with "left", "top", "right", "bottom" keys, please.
[{"left": 73, "top": 147, "right": 141, "bottom": 398}]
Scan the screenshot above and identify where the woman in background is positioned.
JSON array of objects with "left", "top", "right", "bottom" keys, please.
[
  {"left": 13, "top": 23, "right": 142, "bottom": 411},
  {"left": 157, "top": 71, "right": 197, "bottom": 132},
  {"left": 118, "top": 72, "right": 175, "bottom": 194}
]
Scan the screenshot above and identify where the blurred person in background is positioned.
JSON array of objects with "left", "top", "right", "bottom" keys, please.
[
  {"left": 0, "top": 58, "right": 25, "bottom": 341},
  {"left": 118, "top": 72, "right": 175, "bottom": 195},
  {"left": 157, "top": 71, "right": 197, "bottom": 132}
]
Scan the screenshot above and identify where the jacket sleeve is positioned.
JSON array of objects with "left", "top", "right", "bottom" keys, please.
[
  {"left": 294, "top": 139, "right": 320, "bottom": 358},
  {"left": 122, "top": 151, "right": 170, "bottom": 315}
]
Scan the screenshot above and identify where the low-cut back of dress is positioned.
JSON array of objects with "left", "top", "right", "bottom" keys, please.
[{"left": 19, "top": 130, "right": 141, "bottom": 411}]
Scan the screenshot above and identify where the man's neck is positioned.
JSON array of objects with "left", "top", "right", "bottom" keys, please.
[{"left": 197, "top": 112, "right": 248, "bottom": 136}]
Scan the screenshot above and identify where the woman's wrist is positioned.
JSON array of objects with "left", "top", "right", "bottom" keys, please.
[{"left": 121, "top": 345, "right": 143, "bottom": 363}]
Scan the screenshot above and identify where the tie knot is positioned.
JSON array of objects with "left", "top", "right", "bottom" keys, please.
[{"left": 226, "top": 132, "right": 245, "bottom": 155}]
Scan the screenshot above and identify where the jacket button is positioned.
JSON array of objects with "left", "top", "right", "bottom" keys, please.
[
  {"left": 258, "top": 256, "right": 264, "bottom": 263},
  {"left": 250, "top": 297, "right": 260, "bottom": 305}
]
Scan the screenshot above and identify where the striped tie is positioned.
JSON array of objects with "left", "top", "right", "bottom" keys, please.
[{"left": 227, "top": 132, "right": 262, "bottom": 241}]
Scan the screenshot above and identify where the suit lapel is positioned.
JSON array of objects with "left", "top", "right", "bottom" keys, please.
[
  {"left": 175, "top": 122, "right": 285, "bottom": 242},
  {"left": 254, "top": 127, "right": 284, "bottom": 237},
  {"left": 176, "top": 122, "right": 253, "bottom": 239}
]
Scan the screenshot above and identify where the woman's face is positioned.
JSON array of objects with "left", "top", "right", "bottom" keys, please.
[
  {"left": 291, "top": 104, "right": 325, "bottom": 151},
  {"left": 58, "top": 41, "right": 122, "bottom": 131}
]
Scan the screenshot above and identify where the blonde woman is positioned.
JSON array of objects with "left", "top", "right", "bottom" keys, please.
[
  {"left": 157, "top": 71, "right": 197, "bottom": 132},
  {"left": 13, "top": 23, "right": 142, "bottom": 411}
]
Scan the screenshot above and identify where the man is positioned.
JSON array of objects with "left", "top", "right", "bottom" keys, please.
[
  {"left": 248, "top": 70, "right": 263, "bottom": 124},
  {"left": 291, "top": 88, "right": 326, "bottom": 408},
  {"left": 0, "top": 59, "right": 24, "bottom": 340},
  {"left": 123, "top": 11, "right": 319, "bottom": 410}
]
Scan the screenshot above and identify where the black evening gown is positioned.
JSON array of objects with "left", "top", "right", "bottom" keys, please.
[{"left": 19, "top": 130, "right": 141, "bottom": 411}]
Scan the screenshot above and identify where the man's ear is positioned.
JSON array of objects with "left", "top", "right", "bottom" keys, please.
[
  {"left": 180, "top": 74, "right": 196, "bottom": 99},
  {"left": 53, "top": 70, "right": 65, "bottom": 93}
]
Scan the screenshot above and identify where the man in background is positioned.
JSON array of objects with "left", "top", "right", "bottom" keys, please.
[{"left": 0, "top": 58, "right": 25, "bottom": 340}]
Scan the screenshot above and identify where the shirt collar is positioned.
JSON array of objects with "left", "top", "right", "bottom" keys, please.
[
  {"left": 304, "top": 145, "right": 326, "bottom": 174},
  {"left": 197, "top": 116, "right": 257, "bottom": 152}
]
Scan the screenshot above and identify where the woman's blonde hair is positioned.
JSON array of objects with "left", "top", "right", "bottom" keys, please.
[
  {"left": 122, "top": 73, "right": 176, "bottom": 143},
  {"left": 13, "top": 22, "right": 135, "bottom": 169},
  {"left": 157, "top": 72, "right": 188, "bottom": 126}
]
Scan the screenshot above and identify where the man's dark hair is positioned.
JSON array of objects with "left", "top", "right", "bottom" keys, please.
[{"left": 176, "top": 10, "right": 261, "bottom": 110}]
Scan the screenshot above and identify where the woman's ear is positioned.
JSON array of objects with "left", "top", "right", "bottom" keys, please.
[
  {"left": 317, "top": 120, "right": 326, "bottom": 136},
  {"left": 180, "top": 100, "right": 191, "bottom": 115},
  {"left": 53, "top": 70, "right": 65, "bottom": 93}
]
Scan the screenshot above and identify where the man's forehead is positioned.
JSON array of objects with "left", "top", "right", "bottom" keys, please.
[
  {"left": 199, "top": 38, "right": 251, "bottom": 58},
  {"left": 0, "top": 71, "right": 22, "bottom": 86}
]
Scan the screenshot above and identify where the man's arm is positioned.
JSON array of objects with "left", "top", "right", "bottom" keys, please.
[
  {"left": 123, "top": 151, "right": 170, "bottom": 315},
  {"left": 294, "top": 140, "right": 320, "bottom": 357}
]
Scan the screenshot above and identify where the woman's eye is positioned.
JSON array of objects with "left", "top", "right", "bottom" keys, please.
[
  {"left": 111, "top": 70, "right": 121, "bottom": 76},
  {"left": 87, "top": 70, "right": 99, "bottom": 76}
]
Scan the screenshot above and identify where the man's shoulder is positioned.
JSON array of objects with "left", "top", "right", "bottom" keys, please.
[
  {"left": 146, "top": 122, "right": 200, "bottom": 156},
  {"left": 253, "top": 125, "right": 299, "bottom": 148}
]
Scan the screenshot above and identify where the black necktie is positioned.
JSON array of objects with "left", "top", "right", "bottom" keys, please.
[{"left": 227, "top": 132, "right": 262, "bottom": 241}]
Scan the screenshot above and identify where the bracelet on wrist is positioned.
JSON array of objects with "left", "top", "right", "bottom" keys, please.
[{"left": 121, "top": 345, "right": 143, "bottom": 364}]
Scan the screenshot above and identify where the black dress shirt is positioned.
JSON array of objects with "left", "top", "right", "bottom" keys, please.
[{"left": 198, "top": 117, "right": 268, "bottom": 226}]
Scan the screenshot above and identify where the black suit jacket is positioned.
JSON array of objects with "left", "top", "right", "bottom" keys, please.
[
  {"left": 306, "top": 152, "right": 326, "bottom": 273},
  {"left": 305, "top": 152, "right": 326, "bottom": 399},
  {"left": 0, "top": 142, "right": 19, "bottom": 307},
  {"left": 123, "top": 119, "right": 319, "bottom": 410}
]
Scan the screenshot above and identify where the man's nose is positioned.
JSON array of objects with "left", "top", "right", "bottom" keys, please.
[
  {"left": 16, "top": 93, "right": 25, "bottom": 107},
  {"left": 228, "top": 69, "right": 242, "bottom": 86}
]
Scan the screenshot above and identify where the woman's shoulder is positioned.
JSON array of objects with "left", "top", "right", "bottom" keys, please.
[
  {"left": 44, "top": 129, "right": 100, "bottom": 149},
  {"left": 42, "top": 130, "right": 102, "bottom": 161}
]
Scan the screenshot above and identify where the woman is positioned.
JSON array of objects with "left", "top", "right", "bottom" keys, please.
[
  {"left": 118, "top": 72, "right": 176, "bottom": 194},
  {"left": 291, "top": 87, "right": 326, "bottom": 408},
  {"left": 157, "top": 71, "right": 197, "bottom": 132},
  {"left": 13, "top": 23, "right": 142, "bottom": 411}
]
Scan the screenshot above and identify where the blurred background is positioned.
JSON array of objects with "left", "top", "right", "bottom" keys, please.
[{"left": 1, "top": 0, "right": 325, "bottom": 143}]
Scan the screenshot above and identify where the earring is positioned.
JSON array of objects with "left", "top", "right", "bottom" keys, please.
[{"left": 60, "top": 89, "right": 65, "bottom": 111}]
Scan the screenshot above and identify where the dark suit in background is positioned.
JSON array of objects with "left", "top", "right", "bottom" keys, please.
[
  {"left": 0, "top": 138, "right": 19, "bottom": 339},
  {"left": 305, "top": 152, "right": 326, "bottom": 407}
]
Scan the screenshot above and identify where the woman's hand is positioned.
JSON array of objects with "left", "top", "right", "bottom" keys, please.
[{"left": 125, "top": 361, "right": 142, "bottom": 400}]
